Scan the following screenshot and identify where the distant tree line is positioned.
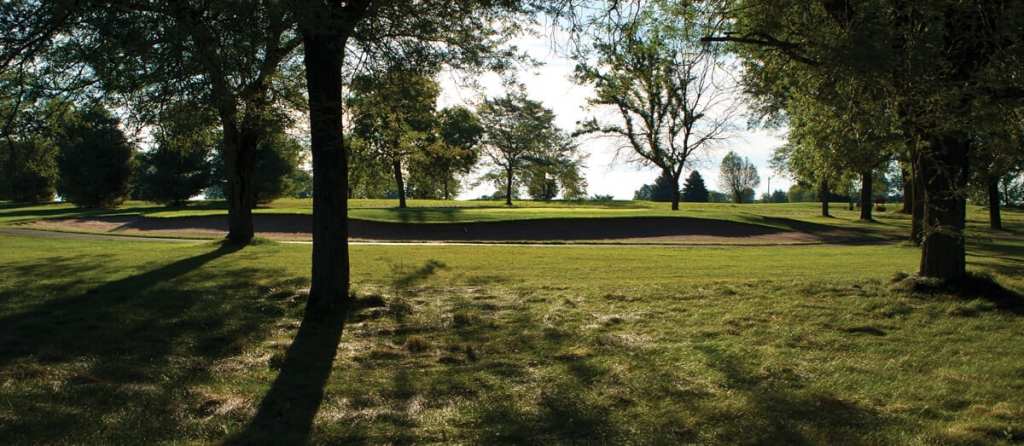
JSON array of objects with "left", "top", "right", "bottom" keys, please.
[{"left": 0, "top": 99, "right": 308, "bottom": 208}]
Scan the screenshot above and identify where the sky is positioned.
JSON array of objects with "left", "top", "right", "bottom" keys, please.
[{"left": 436, "top": 31, "right": 793, "bottom": 200}]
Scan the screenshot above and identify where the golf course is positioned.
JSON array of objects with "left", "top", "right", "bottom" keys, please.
[{"left": 2, "top": 199, "right": 1023, "bottom": 444}]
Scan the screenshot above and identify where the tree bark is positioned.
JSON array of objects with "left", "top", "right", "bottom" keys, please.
[
  {"left": 900, "top": 164, "right": 912, "bottom": 214},
  {"left": 917, "top": 134, "right": 969, "bottom": 281},
  {"left": 303, "top": 29, "right": 350, "bottom": 313},
  {"left": 221, "top": 124, "right": 256, "bottom": 244},
  {"left": 670, "top": 174, "right": 681, "bottom": 210},
  {"left": 820, "top": 179, "right": 831, "bottom": 217},
  {"left": 505, "top": 166, "right": 514, "bottom": 206},
  {"left": 988, "top": 176, "right": 1002, "bottom": 230},
  {"left": 860, "top": 170, "right": 873, "bottom": 221},
  {"left": 910, "top": 158, "right": 925, "bottom": 245},
  {"left": 392, "top": 158, "right": 406, "bottom": 208}
]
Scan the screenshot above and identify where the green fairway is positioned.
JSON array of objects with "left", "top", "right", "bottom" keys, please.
[
  {"left": 0, "top": 197, "right": 920, "bottom": 228},
  {"left": 1, "top": 201, "right": 1022, "bottom": 444},
  {"left": 2, "top": 199, "right": 1020, "bottom": 248}
]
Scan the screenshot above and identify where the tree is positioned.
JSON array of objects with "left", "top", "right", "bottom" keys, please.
[
  {"left": 709, "top": 0, "right": 1024, "bottom": 281},
  {"left": 0, "top": 137, "right": 57, "bottom": 203},
  {"left": 349, "top": 68, "right": 440, "bottom": 208},
  {"left": 135, "top": 107, "right": 217, "bottom": 206},
  {"left": 769, "top": 189, "right": 788, "bottom": 203},
  {"left": 294, "top": 0, "right": 538, "bottom": 311},
  {"left": 407, "top": 106, "right": 484, "bottom": 200},
  {"left": 681, "top": 170, "right": 709, "bottom": 202},
  {"left": 575, "top": 0, "right": 737, "bottom": 211},
  {"left": 347, "top": 135, "right": 394, "bottom": 199},
  {"left": 971, "top": 116, "right": 1023, "bottom": 230},
  {"left": 719, "top": 151, "right": 760, "bottom": 204},
  {"left": 478, "top": 91, "right": 562, "bottom": 206},
  {"left": 209, "top": 129, "right": 305, "bottom": 205},
  {"left": 633, "top": 172, "right": 678, "bottom": 202},
  {"left": 707, "top": 190, "right": 730, "bottom": 203},
  {"left": 55, "top": 105, "right": 134, "bottom": 208},
  {"left": 522, "top": 140, "right": 588, "bottom": 201},
  {"left": 63, "top": 1, "right": 307, "bottom": 243}
]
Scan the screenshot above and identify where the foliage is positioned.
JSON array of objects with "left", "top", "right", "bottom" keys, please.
[
  {"left": 719, "top": 151, "right": 760, "bottom": 204},
  {"left": 681, "top": 170, "right": 710, "bottom": 202},
  {"left": 348, "top": 68, "right": 440, "bottom": 205},
  {"left": 522, "top": 134, "right": 587, "bottom": 201},
  {"left": 407, "top": 106, "right": 484, "bottom": 200},
  {"left": 54, "top": 105, "right": 134, "bottom": 208},
  {"left": 718, "top": 0, "right": 1024, "bottom": 278},
  {"left": 135, "top": 107, "right": 217, "bottom": 206},
  {"left": 209, "top": 130, "right": 306, "bottom": 204},
  {"left": 708, "top": 190, "right": 731, "bottom": 203},
  {"left": 0, "top": 138, "right": 58, "bottom": 203},
  {"left": 633, "top": 172, "right": 678, "bottom": 202},
  {"left": 347, "top": 136, "right": 395, "bottom": 199},
  {"left": 478, "top": 90, "right": 565, "bottom": 205},
  {"left": 575, "top": 0, "right": 737, "bottom": 210},
  {"left": 768, "top": 189, "right": 788, "bottom": 203}
]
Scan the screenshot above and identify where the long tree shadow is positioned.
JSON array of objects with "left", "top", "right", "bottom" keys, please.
[
  {"left": 744, "top": 215, "right": 896, "bottom": 244},
  {"left": 0, "top": 242, "right": 302, "bottom": 444},
  {"left": 696, "top": 344, "right": 886, "bottom": 445},
  {"left": 228, "top": 305, "right": 348, "bottom": 445}
]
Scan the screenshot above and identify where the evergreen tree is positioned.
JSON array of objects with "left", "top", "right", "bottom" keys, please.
[
  {"left": 681, "top": 170, "right": 709, "bottom": 202},
  {"left": 135, "top": 107, "right": 217, "bottom": 206},
  {"left": 0, "top": 138, "right": 58, "bottom": 203},
  {"left": 55, "top": 105, "right": 134, "bottom": 208}
]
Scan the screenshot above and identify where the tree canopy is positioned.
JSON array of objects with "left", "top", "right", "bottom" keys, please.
[{"left": 574, "top": 0, "right": 737, "bottom": 210}]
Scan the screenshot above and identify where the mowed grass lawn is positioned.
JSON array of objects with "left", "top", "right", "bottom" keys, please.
[
  {"left": 0, "top": 201, "right": 1022, "bottom": 444},
  {"left": 0, "top": 198, "right": 929, "bottom": 233}
]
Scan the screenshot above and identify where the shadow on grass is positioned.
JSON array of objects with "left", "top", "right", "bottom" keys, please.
[
  {"left": 227, "top": 305, "right": 348, "bottom": 445},
  {"left": 697, "top": 344, "right": 884, "bottom": 445},
  {"left": 743, "top": 215, "right": 896, "bottom": 244},
  {"left": 387, "top": 208, "right": 467, "bottom": 224},
  {"left": 0, "top": 201, "right": 229, "bottom": 224},
  {"left": 892, "top": 272, "right": 1024, "bottom": 315},
  {"left": 0, "top": 242, "right": 303, "bottom": 444},
  {"left": 968, "top": 236, "right": 1024, "bottom": 280},
  {"left": 392, "top": 260, "right": 448, "bottom": 289}
]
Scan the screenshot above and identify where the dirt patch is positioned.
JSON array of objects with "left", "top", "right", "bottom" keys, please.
[{"left": 27, "top": 214, "right": 827, "bottom": 245}]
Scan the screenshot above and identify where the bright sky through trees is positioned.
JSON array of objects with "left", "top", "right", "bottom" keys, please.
[{"left": 437, "top": 28, "right": 789, "bottom": 199}]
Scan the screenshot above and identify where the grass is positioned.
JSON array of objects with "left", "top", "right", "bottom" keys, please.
[
  {"left": 1, "top": 200, "right": 1021, "bottom": 444},
  {"left": 1, "top": 197, "right": 1023, "bottom": 444},
  {"left": 4, "top": 198, "right": 1020, "bottom": 246}
]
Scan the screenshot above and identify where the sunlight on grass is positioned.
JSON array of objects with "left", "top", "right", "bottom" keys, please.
[{"left": 1, "top": 200, "right": 1022, "bottom": 444}]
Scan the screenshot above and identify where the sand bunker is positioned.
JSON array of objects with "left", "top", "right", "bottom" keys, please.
[{"left": 26, "top": 214, "right": 832, "bottom": 245}]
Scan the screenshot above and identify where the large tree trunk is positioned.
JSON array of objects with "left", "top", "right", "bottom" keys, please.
[
  {"left": 860, "top": 170, "right": 873, "bottom": 221},
  {"left": 917, "top": 134, "right": 969, "bottom": 281},
  {"left": 392, "top": 159, "right": 406, "bottom": 208},
  {"left": 221, "top": 125, "right": 257, "bottom": 244},
  {"left": 505, "top": 166, "right": 514, "bottom": 206},
  {"left": 910, "top": 158, "right": 925, "bottom": 245},
  {"left": 670, "top": 174, "right": 681, "bottom": 210},
  {"left": 820, "top": 179, "right": 831, "bottom": 217},
  {"left": 303, "top": 29, "right": 350, "bottom": 313},
  {"left": 900, "top": 165, "right": 912, "bottom": 214},
  {"left": 988, "top": 176, "right": 1002, "bottom": 230}
]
